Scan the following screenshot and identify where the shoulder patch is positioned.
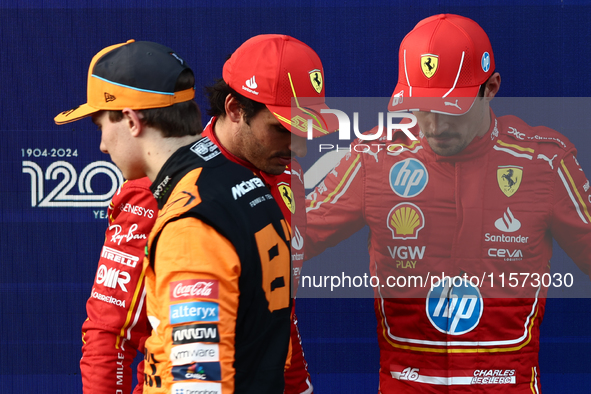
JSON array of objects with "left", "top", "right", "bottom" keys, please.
[
  {"left": 190, "top": 137, "right": 221, "bottom": 161},
  {"left": 158, "top": 169, "right": 203, "bottom": 220},
  {"left": 500, "top": 115, "right": 572, "bottom": 151}
]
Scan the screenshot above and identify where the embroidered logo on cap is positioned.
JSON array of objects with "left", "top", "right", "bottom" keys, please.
[
  {"left": 104, "top": 93, "right": 116, "bottom": 102},
  {"left": 309, "top": 69, "right": 323, "bottom": 94},
  {"left": 245, "top": 76, "right": 257, "bottom": 89},
  {"left": 481, "top": 52, "right": 491, "bottom": 72},
  {"left": 60, "top": 106, "right": 79, "bottom": 117},
  {"left": 391, "top": 91, "right": 404, "bottom": 107},
  {"left": 421, "top": 55, "right": 438, "bottom": 78},
  {"left": 242, "top": 76, "right": 259, "bottom": 96},
  {"left": 444, "top": 100, "right": 461, "bottom": 111}
]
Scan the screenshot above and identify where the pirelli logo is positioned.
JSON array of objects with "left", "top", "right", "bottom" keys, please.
[{"left": 100, "top": 246, "right": 140, "bottom": 268}]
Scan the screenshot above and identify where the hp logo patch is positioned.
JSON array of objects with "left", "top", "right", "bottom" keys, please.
[
  {"left": 389, "top": 158, "right": 428, "bottom": 198},
  {"left": 481, "top": 52, "right": 491, "bottom": 73},
  {"left": 426, "top": 277, "right": 483, "bottom": 335}
]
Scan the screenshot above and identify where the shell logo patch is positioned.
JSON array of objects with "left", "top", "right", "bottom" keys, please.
[
  {"left": 497, "top": 166, "right": 523, "bottom": 197},
  {"left": 387, "top": 203, "right": 425, "bottom": 240},
  {"left": 421, "top": 55, "right": 438, "bottom": 79},
  {"left": 278, "top": 183, "right": 295, "bottom": 214},
  {"left": 309, "top": 69, "right": 323, "bottom": 94}
]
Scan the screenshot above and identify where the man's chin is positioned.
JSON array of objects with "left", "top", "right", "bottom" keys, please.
[
  {"left": 264, "top": 165, "right": 286, "bottom": 175},
  {"left": 263, "top": 157, "right": 291, "bottom": 175},
  {"left": 427, "top": 139, "right": 463, "bottom": 156}
]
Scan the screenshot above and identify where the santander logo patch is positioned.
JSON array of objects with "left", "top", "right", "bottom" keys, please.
[
  {"left": 292, "top": 226, "right": 304, "bottom": 251},
  {"left": 494, "top": 207, "right": 521, "bottom": 233},
  {"left": 170, "top": 279, "right": 219, "bottom": 301},
  {"left": 246, "top": 76, "right": 257, "bottom": 89}
]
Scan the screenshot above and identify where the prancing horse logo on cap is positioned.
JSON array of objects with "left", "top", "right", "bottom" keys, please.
[
  {"left": 309, "top": 69, "right": 323, "bottom": 94},
  {"left": 421, "top": 55, "right": 438, "bottom": 79}
]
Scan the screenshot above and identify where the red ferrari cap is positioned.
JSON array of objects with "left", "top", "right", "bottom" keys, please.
[
  {"left": 389, "top": 14, "right": 495, "bottom": 115},
  {"left": 223, "top": 34, "right": 336, "bottom": 138}
]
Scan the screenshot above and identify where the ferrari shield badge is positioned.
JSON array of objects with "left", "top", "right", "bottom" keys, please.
[
  {"left": 421, "top": 55, "right": 438, "bottom": 79},
  {"left": 278, "top": 183, "right": 295, "bottom": 213},
  {"left": 497, "top": 166, "right": 523, "bottom": 197},
  {"left": 309, "top": 69, "right": 323, "bottom": 94}
]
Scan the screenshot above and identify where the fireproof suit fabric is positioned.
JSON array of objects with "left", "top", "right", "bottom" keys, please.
[
  {"left": 203, "top": 118, "right": 313, "bottom": 394},
  {"left": 143, "top": 138, "right": 292, "bottom": 393},
  {"left": 81, "top": 177, "right": 157, "bottom": 394},
  {"left": 305, "top": 111, "right": 591, "bottom": 393}
]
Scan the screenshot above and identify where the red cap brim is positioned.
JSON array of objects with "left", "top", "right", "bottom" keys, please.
[
  {"left": 268, "top": 99, "right": 339, "bottom": 138},
  {"left": 389, "top": 83, "right": 480, "bottom": 115}
]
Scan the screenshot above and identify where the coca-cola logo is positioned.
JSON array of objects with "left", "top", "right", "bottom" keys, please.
[
  {"left": 170, "top": 279, "right": 219, "bottom": 301},
  {"left": 174, "top": 282, "right": 213, "bottom": 297}
]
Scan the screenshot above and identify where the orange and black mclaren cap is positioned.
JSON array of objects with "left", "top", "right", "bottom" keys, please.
[{"left": 54, "top": 39, "right": 195, "bottom": 125}]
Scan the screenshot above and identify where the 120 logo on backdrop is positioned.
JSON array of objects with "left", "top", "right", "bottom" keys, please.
[{"left": 22, "top": 160, "right": 123, "bottom": 208}]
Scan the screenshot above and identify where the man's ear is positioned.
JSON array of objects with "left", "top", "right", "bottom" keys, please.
[
  {"left": 121, "top": 108, "right": 143, "bottom": 137},
  {"left": 224, "top": 94, "right": 243, "bottom": 124},
  {"left": 484, "top": 72, "right": 501, "bottom": 101}
]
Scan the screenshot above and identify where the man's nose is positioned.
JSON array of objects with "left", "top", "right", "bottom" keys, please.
[
  {"left": 99, "top": 138, "right": 108, "bottom": 154},
  {"left": 290, "top": 134, "right": 307, "bottom": 157},
  {"left": 421, "top": 113, "right": 448, "bottom": 136}
]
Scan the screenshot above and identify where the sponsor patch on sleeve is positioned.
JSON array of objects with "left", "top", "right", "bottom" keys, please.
[
  {"left": 170, "top": 279, "right": 219, "bottom": 301},
  {"left": 170, "top": 343, "right": 220, "bottom": 365},
  {"left": 170, "top": 302, "right": 219, "bottom": 325},
  {"left": 171, "top": 382, "right": 222, "bottom": 393},
  {"left": 172, "top": 362, "right": 221, "bottom": 381},
  {"left": 172, "top": 323, "right": 220, "bottom": 344}
]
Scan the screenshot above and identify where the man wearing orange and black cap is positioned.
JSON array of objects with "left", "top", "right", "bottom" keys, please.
[
  {"left": 204, "top": 34, "right": 337, "bottom": 394},
  {"left": 55, "top": 39, "right": 200, "bottom": 394},
  {"left": 56, "top": 39, "right": 293, "bottom": 393},
  {"left": 305, "top": 14, "right": 591, "bottom": 392}
]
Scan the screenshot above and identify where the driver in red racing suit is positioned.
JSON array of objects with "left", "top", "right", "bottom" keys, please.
[
  {"left": 305, "top": 14, "right": 591, "bottom": 393},
  {"left": 81, "top": 177, "right": 157, "bottom": 394}
]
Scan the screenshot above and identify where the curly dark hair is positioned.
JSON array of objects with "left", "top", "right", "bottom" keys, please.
[{"left": 205, "top": 79, "right": 266, "bottom": 125}]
